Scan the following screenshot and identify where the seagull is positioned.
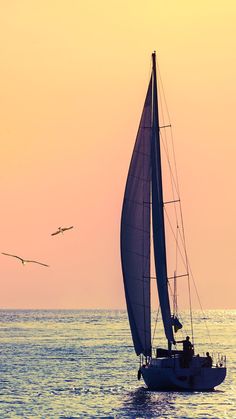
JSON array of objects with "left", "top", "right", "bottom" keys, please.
[
  {"left": 51, "top": 226, "right": 74, "bottom": 236},
  {"left": 1, "top": 252, "right": 49, "bottom": 267}
]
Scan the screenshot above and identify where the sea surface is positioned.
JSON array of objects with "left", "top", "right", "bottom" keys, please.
[{"left": 0, "top": 309, "right": 235, "bottom": 418}]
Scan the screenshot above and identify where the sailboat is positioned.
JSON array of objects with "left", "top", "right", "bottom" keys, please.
[{"left": 120, "top": 52, "right": 226, "bottom": 391}]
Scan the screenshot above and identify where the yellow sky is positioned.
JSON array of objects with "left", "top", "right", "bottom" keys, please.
[{"left": 0, "top": 1, "right": 235, "bottom": 309}]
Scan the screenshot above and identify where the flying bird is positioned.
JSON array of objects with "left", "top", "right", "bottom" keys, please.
[
  {"left": 1, "top": 252, "right": 49, "bottom": 267},
  {"left": 51, "top": 226, "right": 74, "bottom": 236}
]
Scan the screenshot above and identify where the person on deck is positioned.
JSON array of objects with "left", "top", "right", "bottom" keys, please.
[
  {"left": 174, "top": 336, "right": 194, "bottom": 367},
  {"left": 202, "top": 352, "right": 213, "bottom": 368}
]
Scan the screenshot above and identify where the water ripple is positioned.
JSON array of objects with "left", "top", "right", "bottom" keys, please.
[{"left": 0, "top": 309, "right": 235, "bottom": 418}]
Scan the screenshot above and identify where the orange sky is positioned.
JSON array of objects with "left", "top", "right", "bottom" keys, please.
[{"left": 0, "top": 1, "right": 235, "bottom": 309}]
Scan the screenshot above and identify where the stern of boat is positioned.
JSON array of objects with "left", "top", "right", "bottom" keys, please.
[{"left": 140, "top": 355, "right": 226, "bottom": 391}]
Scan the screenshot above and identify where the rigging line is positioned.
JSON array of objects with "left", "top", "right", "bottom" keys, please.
[
  {"left": 164, "top": 214, "right": 193, "bottom": 339},
  {"left": 156, "top": 61, "right": 185, "bottom": 249},
  {"left": 157, "top": 71, "right": 189, "bottom": 280},
  {"left": 185, "top": 258, "right": 212, "bottom": 346},
  {"left": 158, "top": 90, "right": 166, "bottom": 131},
  {"left": 158, "top": 74, "right": 190, "bottom": 292},
  {"left": 168, "top": 280, "right": 188, "bottom": 339},
  {"left": 158, "top": 82, "right": 169, "bottom": 166},
  {"left": 160, "top": 132, "right": 181, "bottom": 238},
  {"left": 158, "top": 73, "right": 189, "bottom": 331},
  {"left": 156, "top": 63, "right": 167, "bottom": 134},
  {"left": 157, "top": 60, "right": 206, "bottom": 345},
  {"left": 164, "top": 226, "right": 192, "bottom": 338},
  {"left": 166, "top": 175, "right": 194, "bottom": 342},
  {"left": 151, "top": 306, "right": 160, "bottom": 348},
  {"left": 173, "top": 273, "right": 177, "bottom": 315},
  {"left": 156, "top": 62, "right": 180, "bottom": 227},
  {"left": 187, "top": 270, "right": 194, "bottom": 345},
  {"left": 157, "top": 72, "right": 166, "bottom": 126},
  {"left": 169, "top": 127, "right": 181, "bottom": 198},
  {"left": 151, "top": 191, "right": 186, "bottom": 325},
  {"left": 156, "top": 60, "right": 177, "bottom": 189},
  {"left": 176, "top": 198, "right": 195, "bottom": 344},
  {"left": 157, "top": 61, "right": 183, "bottom": 232},
  {"left": 171, "top": 202, "right": 195, "bottom": 344},
  {"left": 161, "top": 171, "right": 192, "bottom": 333},
  {"left": 171, "top": 221, "right": 192, "bottom": 284},
  {"left": 156, "top": 60, "right": 170, "bottom": 148},
  {"left": 160, "top": 131, "right": 179, "bottom": 226},
  {"left": 173, "top": 182, "right": 189, "bottom": 275},
  {"left": 167, "top": 279, "right": 188, "bottom": 339},
  {"left": 156, "top": 61, "right": 172, "bottom": 136},
  {"left": 175, "top": 227, "right": 179, "bottom": 301},
  {"left": 167, "top": 279, "right": 174, "bottom": 303},
  {"left": 165, "top": 206, "right": 212, "bottom": 345},
  {"left": 161, "top": 118, "right": 190, "bottom": 293},
  {"left": 159, "top": 130, "right": 180, "bottom": 201},
  {"left": 159, "top": 89, "right": 188, "bottom": 302},
  {"left": 175, "top": 225, "right": 179, "bottom": 273},
  {"left": 164, "top": 207, "right": 188, "bottom": 272}
]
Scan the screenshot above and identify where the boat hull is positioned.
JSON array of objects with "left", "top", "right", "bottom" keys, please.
[{"left": 141, "top": 357, "right": 226, "bottom": 391}]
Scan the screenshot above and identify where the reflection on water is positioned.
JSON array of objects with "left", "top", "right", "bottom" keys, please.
[
  {"left": 0, "top": 309, "right": 235, "bottom": 418},
  {"left": 119, "top": 386, "right": 232, "bottom": 419},
  {"left": 120, "top": 387, "right": 177, "bottom": 418}
]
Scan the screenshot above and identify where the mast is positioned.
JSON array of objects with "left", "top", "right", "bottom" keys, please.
[{"left": 151, "top": 52, "right": 174, "bottom": 346}]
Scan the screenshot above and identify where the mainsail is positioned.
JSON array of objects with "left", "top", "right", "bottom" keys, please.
[
  {"left": 120, "top": 79, "right": 152, "bottom": 356},
  {"left": 121, "top": 52, "right": 174, "bottom": 357}
]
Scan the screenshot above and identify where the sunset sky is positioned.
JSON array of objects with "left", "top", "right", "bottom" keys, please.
[{"left": 0, "top": 1, "right": 235, "bottom": 309}]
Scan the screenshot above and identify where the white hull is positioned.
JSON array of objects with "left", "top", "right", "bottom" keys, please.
[{"left": 141, "top": 356, "right": 226, "bottom": 391}]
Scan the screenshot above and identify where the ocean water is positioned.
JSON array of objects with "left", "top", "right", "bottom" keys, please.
[{"left": 0, "top": 309, "right": 235, "bottom": 418}]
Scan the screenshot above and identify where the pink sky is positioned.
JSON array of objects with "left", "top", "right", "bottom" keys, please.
[{"left": 0, "top": 1, "right": 236, "bottom": 309}]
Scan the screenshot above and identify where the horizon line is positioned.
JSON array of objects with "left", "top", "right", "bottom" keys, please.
[{"left": 0, "top": 307, "right": 235, "bottom": 311}]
